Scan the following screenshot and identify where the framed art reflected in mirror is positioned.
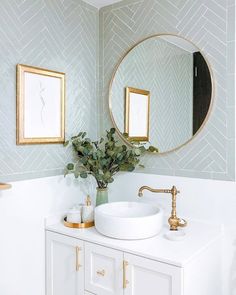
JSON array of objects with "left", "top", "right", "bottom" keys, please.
[{"left": 125, "top": 87, "right": 150, "bottom": 142}]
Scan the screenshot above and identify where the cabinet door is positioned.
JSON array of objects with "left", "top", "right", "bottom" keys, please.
[
  {"left": 124, "top": 253, "right": 183, "bottom": 295},
  {"left": 85, "top": 242, "right": 123, "bottom": 295},
  {"left": 46, "top": 231, "right": 84, "bottom": 295}
]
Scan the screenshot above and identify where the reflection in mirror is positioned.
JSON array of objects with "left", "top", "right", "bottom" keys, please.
[
  {"left": 109, "top": 35, "right": 212, "bottom": 153},
  {"left": 125, "top": 87, "right": 150, "bottom": 142}
]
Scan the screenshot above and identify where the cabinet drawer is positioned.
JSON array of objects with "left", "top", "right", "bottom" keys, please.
[{"left": 85, "top": 242, "right": 123, "bottom": 295}]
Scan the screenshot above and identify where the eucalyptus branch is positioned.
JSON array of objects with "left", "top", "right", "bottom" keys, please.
[{"left": 65, "top": 128, "right": 145, "bottom": 188}]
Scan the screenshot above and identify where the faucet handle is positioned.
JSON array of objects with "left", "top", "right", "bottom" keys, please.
[
  {"left": 178, "top": 218, "right": 187, "bottom": 228},
  {"left": 171, "top": 185, "right": 180, "bottom": 195}
]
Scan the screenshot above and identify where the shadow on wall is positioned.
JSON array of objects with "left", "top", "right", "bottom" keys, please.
[
  {"left": 63, "top": 174, "right": 98, "bottom": 205},
  {"left": 231, "top": 240, "right": 236, "bottom": 295}
]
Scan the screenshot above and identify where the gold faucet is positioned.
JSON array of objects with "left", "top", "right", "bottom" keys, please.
[{"left": 138, "top": 185, "right": 187, "bottom": 231}]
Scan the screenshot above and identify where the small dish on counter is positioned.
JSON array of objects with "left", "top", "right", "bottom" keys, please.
[
  {"left": 164, "top": 230, "right": 186, "bottom": 241},
  {"left": 63, "top": 217, "right": 94, "bottom": 229}
]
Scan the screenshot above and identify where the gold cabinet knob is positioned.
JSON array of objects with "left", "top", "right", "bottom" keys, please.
[{"left": 96, "top": 269, "right": 105, "bottom": 276}]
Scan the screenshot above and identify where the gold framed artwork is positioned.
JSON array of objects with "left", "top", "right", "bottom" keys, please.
[
  {"left": 16, "top": 64, "right": 65, "bottom": 144},
  {"left": 125, "top": 87, "right": 150, "bottom": 142}
]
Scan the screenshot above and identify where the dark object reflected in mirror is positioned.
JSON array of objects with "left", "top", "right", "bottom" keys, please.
[
  {"left": 109, "top": 34, "right": 213, "bottom": 154},
  {"left": 193, "top": 52, "right": 212, "bottom": 135}
]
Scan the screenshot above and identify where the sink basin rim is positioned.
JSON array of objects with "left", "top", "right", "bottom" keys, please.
[{"left": 95, "top": 201, "right": 162, "bottom": 219}]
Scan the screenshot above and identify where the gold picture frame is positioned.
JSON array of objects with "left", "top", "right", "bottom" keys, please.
[
  {"left": 16, "top": 64, "right": 65, "bottom": 145},
  {"left": 125, "top": 87, "right": 150, "bottom": 142}
]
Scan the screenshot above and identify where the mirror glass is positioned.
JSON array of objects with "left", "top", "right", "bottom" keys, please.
[{"left": 109, "top": 34, "right": 213, "bottom": 153}]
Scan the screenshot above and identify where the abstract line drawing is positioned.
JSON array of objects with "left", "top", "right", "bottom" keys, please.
[{"left": 39, "top": 81, "right": 46, "bottom": 125}]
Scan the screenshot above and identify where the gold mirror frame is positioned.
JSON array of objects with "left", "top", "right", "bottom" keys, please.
[{"left": 108, "top": 33, "right": 215, "bottom": 155}]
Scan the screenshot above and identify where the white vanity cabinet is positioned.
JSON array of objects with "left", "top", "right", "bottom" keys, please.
[
  {"left": 46, "top": 221, "right": 222, "bottom": 295},
  {"left": 46, "top": 232, "right": 84, "bottom": 295},
  {"left": 46, "top": 232, "right": 182, "bottom": 295}
]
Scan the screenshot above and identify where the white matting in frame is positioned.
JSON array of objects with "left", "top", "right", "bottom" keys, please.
[{"left": 125, "top": 87, "right": 150, "bottom": 142}]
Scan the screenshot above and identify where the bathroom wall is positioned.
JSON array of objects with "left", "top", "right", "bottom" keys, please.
[
  {"left": 0, "top": 174, "right": 96, "bottom": 295},
  {"left": 99, "top": 0, "right": 235, "bottom": 181},
  {"left": 111, "top": 37, "right": 193, "bottom": 152},
  {"left": 0, "top": 1, "right": 235, "bottom": 295},
  {"left": 0, "top": 0, "right": 99, "bottom": 182}
]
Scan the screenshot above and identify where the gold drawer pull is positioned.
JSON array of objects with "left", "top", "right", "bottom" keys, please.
[
  {"left": 96, "top": 269, "right": 105, "bottom": 276},
  {"left": 76, "top": 246, "right": 82, "bottom": 271},
  {"left": 123, "top": 261, "right": 129, "bottom": 289}
]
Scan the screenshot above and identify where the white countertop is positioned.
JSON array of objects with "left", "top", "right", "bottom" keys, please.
[{"left": 46, "top": 218, "right": 222, "bottom": 267}]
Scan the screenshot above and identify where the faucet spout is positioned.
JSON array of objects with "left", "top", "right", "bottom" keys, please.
[
  {"left": 137, "top": 185, "right": 186, "bottom": 231},
  {"left": 138, "top": 186, "right": 171, "bottom": 197}
]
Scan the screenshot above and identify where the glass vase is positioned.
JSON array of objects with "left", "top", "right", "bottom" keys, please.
[{"left": 96, "top": 187, "right": 108, "bottom": 206}]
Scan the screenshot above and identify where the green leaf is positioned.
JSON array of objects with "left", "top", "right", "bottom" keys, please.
[
  {"left": 95, "top": 174, "right": 103, "bottom": 181},
  {"left": 63, "top": 140, "right": 69, "bottom": 147},
  {"left": 139, "top": 146, "right": 146, "bottom": 153},
  {"left": 80, "top": 172, "right": 88, "bottom": 178},
  {"left": 97, "top": 150, "right": 103, "bottom": 158},
  {"left": 67, "top": 163, "right": 74, "bottom": 170},
  {"left": 80, "top": 157, "right": 88, "bottom": 165},
  {"left": 107, "top": 150, "right": 115, "bottom": 157},
  {"left": 101, "top": 159, "right": 108, "bottom": 166},
  {"left": 134, "top": 148, "right": 141, "bottom": 156},
  {"left": 104, "top": 171, "right": 111, "bottom": 180},
  {"left": 127, "top": 165, "right": 135, "bottom": 172},
  {"left": 107, "top": 177, "right": 114, "bottom": 183},
  {"left": 83, "top": 148, "right": 89, "bottom": 155},
  {"left": 148, "top": 146, "right": 159, "bottom": 153},
  {"left": 88, "top": 159, "right": 95, "bottom": 165},
  {"left": 92, "top": 153, "right": 98, "bottom": 160}
]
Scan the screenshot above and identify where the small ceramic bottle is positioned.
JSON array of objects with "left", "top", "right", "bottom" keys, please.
[{"left": 82, "top": 195, "right": 94, "bottom": 223}]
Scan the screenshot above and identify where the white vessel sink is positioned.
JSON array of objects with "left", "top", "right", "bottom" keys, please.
[{"left": 94, "top": 202, "right": 163, "bottom": 240}]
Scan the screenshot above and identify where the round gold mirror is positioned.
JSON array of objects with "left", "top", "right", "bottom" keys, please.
[{"left": 109, "top": 34, "right": 213, "bottom": 154}]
